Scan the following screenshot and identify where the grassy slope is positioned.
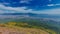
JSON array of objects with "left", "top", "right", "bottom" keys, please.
[
  {"left": 0, "top": 19, "right": 58, "bottom": 34},
  {"left": 4, "top": 23, "right": 57, "bottom": 34}
]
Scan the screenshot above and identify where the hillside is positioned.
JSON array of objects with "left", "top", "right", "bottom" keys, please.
[
  {"left": 0, "top": 22, "right": 57, "bottom": 34},
  {"left": 0, "top": 14, "right": 59, "bottom": 34},
  {"left": 0, "top": 27, "right": 49, "bottom": 34}
]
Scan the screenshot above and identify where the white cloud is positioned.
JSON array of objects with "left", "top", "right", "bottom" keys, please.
[
  {"left": 0, "top": 4, "right": 33, "bottom": 13},
  {"left": 47, "top": 4, "right": 54, "bottom": 6},
  {"left": 47, "top": 4, "right": 60, "bottom": 6},
  {"left": 20, "top": 0, "right": 32, "bottom": 4},
  {"left": 0, "top": 3, "right": 60, "bottom": 15}
]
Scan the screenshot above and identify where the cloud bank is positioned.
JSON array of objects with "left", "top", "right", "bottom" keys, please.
[
  {"left": 0, "top": 0, "right": 60, "bottom": 15},
  {"left": 0, "top": 3, "right": 60, "bottom": 15}
]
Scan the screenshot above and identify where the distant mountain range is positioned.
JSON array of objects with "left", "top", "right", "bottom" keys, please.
[
  {"left": 0, "top": 13, "right": 60, "bottom": 30},
  {"left": 1, "top": 13, "right": 60, "bottom": 18}
]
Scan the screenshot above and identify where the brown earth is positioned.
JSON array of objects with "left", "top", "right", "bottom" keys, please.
[{"left": 0, "top": 27, "right": 49, "bottom": 34}]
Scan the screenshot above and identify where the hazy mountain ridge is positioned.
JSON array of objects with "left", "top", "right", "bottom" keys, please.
[
  {"left": 0, "top": 13, "right": 59, "bottom": 27},
  {"left": 1, "top": 13, "right": 60, "bottom": 18},
  {"left": 0, "top": 13, "right": 60, "bottom": 22},
  {"left": 0, "top": 13, "right": 59, "bottom": 34}
]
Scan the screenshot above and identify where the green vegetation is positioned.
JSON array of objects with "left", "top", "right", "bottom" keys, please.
[{"left": 0, "top": 19, "right": 58, "bottom": 34}]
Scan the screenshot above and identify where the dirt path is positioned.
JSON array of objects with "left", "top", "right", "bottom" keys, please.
[{"left": 0, "top": 27, "right": 49, "bottom": 34}]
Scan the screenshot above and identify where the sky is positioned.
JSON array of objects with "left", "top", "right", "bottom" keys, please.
[{"left": 0, "top": 0, "right": 60, "bottom": 14}]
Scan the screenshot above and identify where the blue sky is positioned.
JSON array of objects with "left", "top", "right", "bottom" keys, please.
[{"left": 0, "top": 0, "right": 60, "bottom": 14}]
